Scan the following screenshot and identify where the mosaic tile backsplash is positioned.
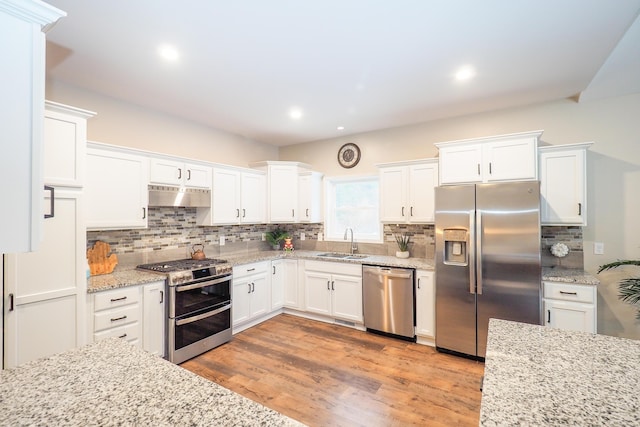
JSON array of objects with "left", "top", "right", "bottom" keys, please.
[{"left": 87, "top": 207, "right": 583, "bottom": 268}]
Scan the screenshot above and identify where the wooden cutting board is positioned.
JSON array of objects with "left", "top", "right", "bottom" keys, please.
[{"left": 87, "top": 241, "right": 118, "bottom": 276}]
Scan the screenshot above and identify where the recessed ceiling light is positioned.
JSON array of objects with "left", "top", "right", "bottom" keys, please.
[
  {"left": 158, "top": 44, "right": 179, "bottom": 61},
  {"left": 337, "top": 126, "right": 345, "bottom": 131},
  {"left": 455, "top": 65, "right": 476, "bottom": 81},
  {"left": 289, "top": 108, "right": 303, "bottom": 120}
]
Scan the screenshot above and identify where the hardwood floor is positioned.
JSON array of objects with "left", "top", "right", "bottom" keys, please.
[{"left": 180, "top": 314, "right": 484, "bottom": 426}]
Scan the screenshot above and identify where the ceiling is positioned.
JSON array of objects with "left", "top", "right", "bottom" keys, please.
[{"left": 44, "top": 1, "right": 640, "bottom": 146}]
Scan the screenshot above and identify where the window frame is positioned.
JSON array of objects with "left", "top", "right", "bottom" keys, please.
[{"left": 323, "top": 175, "right": 382, "bottom": 244}]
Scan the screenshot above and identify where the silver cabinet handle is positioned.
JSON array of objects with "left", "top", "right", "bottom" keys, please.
[
  {"left": 402, "top": 206, "right": 405, "bottom": 216},
  {"left": 187, "top": 169, "right": 191, "bottom": 180},
  {"left": 243, "top": 208, "right": 246, "bottom": 218},
  {"left": 142, "top": 207, "right": 146, "bottom": 219},
  {"left": 177, "top": 168, "right": 182, "bottom": 179},
  {"left": 273, "top": 266, "right": 276, "bottom": 275},
  {"left": 252, "top": 282, "right": 255, "bottom": 293},
  {"left": 292, "top": 209, "right": 295, "bottom": 217},
  {"left": 44, "top": 185, "right": 55, "bottom": 219},
  {"left": 331, "top": 281, "right": 335, "bottom": 291},
  {"left": 248, "top": 283, "right": 252, "bottom": 293},
  {"left": 489, "top": 162, "right": 492, "bottom": 174},
  {"left": 578, "top": 203, "right": 582, "bottom": 216},
  {"left": 327, "top": 280, "right": 330, "bottom": 290},
  {"left": 236, "top": 208, "right": 240, "bottom": 218},
  {"left": 477, "top": 163, "right": 481, "bottom": 175}
]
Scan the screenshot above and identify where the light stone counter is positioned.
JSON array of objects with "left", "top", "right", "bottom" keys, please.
[
  {"left": 88, "top": 269, "right": 166, "bottom": 293},
  {"left": 542, "top": 266, "right": 600, "bottom": 286},
  {"left": 0, "top": 338, "right": 304, "bottom": 427},
  {"left": 480, "top": 319, "right": 640, "bottom": 426}
]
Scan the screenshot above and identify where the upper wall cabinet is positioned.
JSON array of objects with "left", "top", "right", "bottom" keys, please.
[
  {"left": 539, "top": 142, "right": 592, "bottom": 226},
  {"left": 298, "top": 171, "right": 323, "bottom": 223},
  {"left": 378, "top": 159, "right": 438, "bottom": 223},
  {"left": 0, "top": 0, "right": 65, "bottom": 253},
  {"left": 86, "top": 143, "right": 149, "bottom": 230},
  {"left": 44, "top": 101, "right": 95, "bottom": 188},
  {"left": 149, "top": 157, "right": 211, "bottom": 188},
  {"left": 197, "top": 166, "right": 266, "bottom": 225},
  {"left": 435, "top": 130, "right": 542, "bottom": 185}
]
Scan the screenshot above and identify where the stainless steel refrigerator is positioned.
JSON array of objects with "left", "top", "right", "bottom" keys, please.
[{"left": 435, "top": 181, "right": 541, "bottom": 359}]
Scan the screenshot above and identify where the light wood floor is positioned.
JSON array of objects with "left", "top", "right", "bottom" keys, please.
[{"left": 180, "top": 314, "right": 484, "bottom": 426}]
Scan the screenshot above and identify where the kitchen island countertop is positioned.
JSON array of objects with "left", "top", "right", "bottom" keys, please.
[
  {"left": 0, "top": 338, "right": 304, "bottom": 427},
  {"left": 480, "top": 319, "right": 640, "bottom": 426}
]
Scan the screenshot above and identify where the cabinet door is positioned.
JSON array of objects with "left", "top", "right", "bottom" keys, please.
[
  {"left": 283, "top": 259, "right": 299, "bottom": 308},
  {"left": 250, "top": 274, "right": 270, "bottom": 319},
  {"left": 544, "top": 299, "right": 595, "bottom": 333},
  {"left": 540, "top": 149, "right": 586, "bottom": 225},
  {"left": 379, "top": 166, "right": 408, "bottom": 222},
  {"left": 304, "top": 271, "right": 332, "bottom": 316},
  {"left": 241, "top": 172, "right": 266, "bottom": 223},
  {"left": 331, "top": 274, "right": 363, "bottom": 323},
  {"left": 298, "top": 172, "right": 323, "bottom": 223},
  {"left": 271, "top": 261, "right": 284, "bottom": 310},
  {"left": 3, "top": 191, "right": 85, "bottom": 368},
  {"left": 408, "top": 163, "right": 438, "bottom": 223},
  {"left": 269, "top": 165, "right": 298, "bottom": 222},
  {"left": 184, "top": 163, "right": 211, "bottom": 188},
  {"left": 150, "top": 158, "right": 183, "bottom": 186},
  {"left": 212, "top": 168, "right": 241, "bottom": 224},
  {"left": 485, "top": 138, "right": 537, "bottom": 182},
  {"left": 143, "top": 281, "right": 166, "bottom": 357},
  {"left": 232, "top": 278, "right": 252, "bottom": 326},
  {"left": 415, "top": 271, "right": 435, "bottom": 338},
  {"left": 86, "top": 148, "right": 149, "bottom": 229},
  {"left": 439, "top": 144, "right": 483, "bottom": 184}
]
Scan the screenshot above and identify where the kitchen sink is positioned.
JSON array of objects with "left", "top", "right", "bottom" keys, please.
[{"left": 316, "top": 252, "right": 368, "bottom": 260}]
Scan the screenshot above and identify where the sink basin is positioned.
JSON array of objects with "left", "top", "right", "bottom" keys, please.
[{"left": 316, "top": 252, "right": 368, "bottom": 260}]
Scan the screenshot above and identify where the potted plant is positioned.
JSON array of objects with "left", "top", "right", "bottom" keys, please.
[
  {"left": 394, "top": 233, "right": 411, "bottom": 259},
  {"left": 265, "top": 228, "right": 287, "bottom": 250},
  {"left": 598, "top": 259, "right": 640, "bottom": 319}
]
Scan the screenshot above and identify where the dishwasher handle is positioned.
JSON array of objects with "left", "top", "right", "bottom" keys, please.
[{"left": 364, "top": 266, "right": 413, "bottom": 279}]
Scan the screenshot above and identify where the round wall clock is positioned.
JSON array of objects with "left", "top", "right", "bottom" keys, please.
[{"left": 337, "top": 143, "right": 361, "bottom": 168}]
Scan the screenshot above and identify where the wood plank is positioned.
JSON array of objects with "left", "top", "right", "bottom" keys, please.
[{"left": 180, "top": 314, "right": 483, "bottom": 426}]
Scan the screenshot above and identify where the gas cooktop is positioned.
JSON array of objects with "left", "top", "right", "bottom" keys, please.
[{"left": 137, "top": 258, "right": 228, "bottom": 273}]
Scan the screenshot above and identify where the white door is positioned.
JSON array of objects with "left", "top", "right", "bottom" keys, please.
[
  {"left": 439, "top": 144, "right": 483, "bottom": 184},
  {"left": 304, "top": 271, "right": 332, "bottom": 316},
  {"left": 540, "top": 149, "right": 585, "bottom": 225},
  {"left": 271, "top": 261, "right": 284, "bottom": 310},
  {"left": 4, "top": 190, "right": 85, "bottom": 367},
  {"left": 331, "top": 274, "right": 363, "bottom": 322},
  {"left": 250, "top": 274, "right": 270, "bottom": 319},
  {"left": 241, "top": 172, "right": 266, "bottom": 223},
  {"left": 283, "top": 259, "right": 299, "bottom": 308},
  {"left": 484, "top": 138, "right": 537, "bottom": 182},
  {"left": 212, "top": 168, "right": 241, "bottom": 224},
  {"left": 269, "top": 165, "right": 298, "bottom": 222},
  {"left": 544, "top": 300, "right": 595, "bottom": 333},
  {"left": 379, "top": 166, "right": 407, "bottom": 222},
  {"left": 415, "top": 271, "right": 435, "bottom": 338},
  {"left": 143, "top": 281, "right": 166, "bottom": 357},
  {"left": 408, "top": 163, "right": 438, "bottom": 223},
  {"left": 184, "top": 163, "right": 211, "bottom": 188},
  {"left": 149, "top": 158, "right": 183, "bottom": 186},
  {"left": 232, "top": 278, "right": 252, "bottom": 326}
]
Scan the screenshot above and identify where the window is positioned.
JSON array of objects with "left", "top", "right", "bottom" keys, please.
[{"left": 324, "top": 176, "right": 381, "bottom": 243}]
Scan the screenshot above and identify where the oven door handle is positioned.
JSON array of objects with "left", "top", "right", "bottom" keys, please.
[
  {"left": 175, "top": 304, "right": 231, "bottom": 326},
  {"left": 174, "top": 276, "right": 231, "bottom": 292}
]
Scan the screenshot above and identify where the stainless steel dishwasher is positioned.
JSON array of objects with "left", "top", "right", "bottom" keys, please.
[{"left": 362, "top": 265, "right": 415, "bottom": 341}]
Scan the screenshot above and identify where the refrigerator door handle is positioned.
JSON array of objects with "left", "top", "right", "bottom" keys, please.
[
  {"left": 476, "top": 211, "right": 483, "bottom": 295},
  {"left": 468, "top": 210, "right": 476, "bottom": 295}
]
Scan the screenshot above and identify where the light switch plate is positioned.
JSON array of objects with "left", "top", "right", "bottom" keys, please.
[
  {"left": 220, "top": 235, "right": 225, "bottom": 246},
  {"left": 594, "top": 242, "right": 604, "bottom": 255},
  {"left": 300, "top": 232, "right": 306, "bottom": 240}
]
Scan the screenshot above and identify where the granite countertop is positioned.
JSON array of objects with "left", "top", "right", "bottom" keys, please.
[
  {"left": 88, "top": 269, "right": 167, "bottom": 293},
  {"left": 0, "top": 338, "right": 304, "bottom": 427},
  {"left": 542, "top": 266, "right": 600, "bottom": 286},
  {"left": 480, "top": 319, "right": 640, "bottom": 426}
]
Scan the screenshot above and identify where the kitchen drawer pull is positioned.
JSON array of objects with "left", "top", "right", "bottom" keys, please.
[
  {"left": 402, "top": 206, "right": 405, "bottom": 216},
  {"left": 273, "top": 266, "right": 276, "bottom": 275},
  {"left": 142, "top": 207, "right": 146, "bottom": 219},
  {"left": 331, "top": 281, "right": 335, "bottom": 291},
  {"left": 119, "top": 333, "right": 128, "bottom": 339},
  {"left": 248, "top": 283, "right": 252, "bottom": 293},
  {"left": 252, "top": 282, "right": 255, "bottom": 293},
  {"left": 243, "top": 208, "right": 246, "bottom": 218},
  {"left": 306, "top": 208, "right": 309, "bottom": 217},
  {"left": 292, "top": 209, "right": 295, "bottom": 217},
  {"left": 176, "top": 304, "right": 231, "bottom": 326},
  {"left": 247, "top": 268, "right": 255, "bottom": 272},
  {"left": 110, "top": 296, "right": 127, "bottom": 302},
  {"left": 44, "top": 185, "right": 55, "bottom": 219},
  {"left": 489, "top": 162, "right": 492, "bottom": 174},
  {"left": 327, "top": 280, "right": 330, "bottom": 290},
  {"left": 559, "top": 291, "right": 578, "bottom": 296},
  {"left": 547, "top": 310, "right": 551, "bottom": 323},
  {"left": 159, "top": 290, "right": 164, "bottom": 304},
  {"left": 417, "top": 278, "right": 421, "bottom": 289},
  {"left": 410, "top": 206, "right": 413, "bottom": 217},
  {"left": 236, "top": 208, "right": 240, "bottom": 218},
  {"left": 178, "top": 168, "right": 182, "bottom": 179},
  {"left": 9, "top": 293, "right": 14, "bottom": 311},
  {"left": 187, "top": 169, "right": 191, "bottom": 180},
  {"left": 111, "top": 315, "right": 127, "bottom": 322},
  {"left": 578, "top": 203, "right": 582, "bottom": 216},
  {"left": 477, "top": 163, "right": 481, "bottom": 175}
]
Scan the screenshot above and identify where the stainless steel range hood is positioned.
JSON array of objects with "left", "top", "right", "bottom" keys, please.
[{"left": 148, "top": 185, "right": 211, "bottom": 208}]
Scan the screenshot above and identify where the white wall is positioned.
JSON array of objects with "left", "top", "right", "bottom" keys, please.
[
  {"left": 45, "top": 80, "right": 278, "bottom": 167},
  {"left": 281, "top": 93, "right": 640, "bottom": 339}
]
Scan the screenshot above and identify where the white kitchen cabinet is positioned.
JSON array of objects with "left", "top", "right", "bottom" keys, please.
[
  {"left": 143, "top": 281, "right": 166, "bottom": 357},
  {"left": 232, "top": 262, "right": 271, "bottom": 328},
  {"left": 90, "top": 286, "right": 142, "bottom": 347},
  {"left": 86, "top": 143, "right": 149, "bottom": 230},
  {"left": 283, "top": 259, "right": 301, "bottom": 309},
  {"left": 303, "top": 260, "right": 363, "bottom": 323},
  {"left": 539, "top": 143, "right": 591, "bottom": 226},
  {"left": 378, "top": 159, "right": 438, "bottom": 223},
  {"left": 271, "top": 260, "right": 285, "bottom": 310},
  {"left": 415, "top": 270, "right": 435, "bottom": 344},
  {"left": 543, "top": 281, "right": 596, "bottom": 333},
  {"left": 3, "top": 191, "right": 86, "bottom": 368},
  {"left": 298, "top": 171, "right": 323, "bottom": 223},
  {"left": 0, "top": 0, "right": 65, "bottom": 253},
  {"left": 198, "top": 167, "right": 266, "bottom": 225},
  {"left": 149, "top": 157, "right": 211, "bottom": 188},
  {"left": 436, "top": 131, "right": 541, "bottom": 184}
]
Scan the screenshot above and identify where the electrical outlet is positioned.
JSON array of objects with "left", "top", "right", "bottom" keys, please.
[
  {"left": 261, "top": 233, "right": 266, "bottom": 241},
  {"left": 300, "top": 232, "right": 306, "bottom": 240},
  {"left": 318, "top": 232, "right": 323, "bottom": 241},
  {"left": 219, "top": 235, "right": 225, "bottom": 246},
  {"left": 594, "top": 242, "right": 604, "bottom": 255}
]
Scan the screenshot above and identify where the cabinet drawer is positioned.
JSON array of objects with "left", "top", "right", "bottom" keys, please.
[
  {"left": 304, "top": 260, "right": 362, "bottom": 277},
  {"left": 94, "top": 322, "right": 141, "bottom": 344},
  {"left": 94, "top": 304, "right": 141, "bottom": 332},
  {"left": 233, "top": 261, "right": 269, "bottom": 279},
  {"left": 543, "top": 282, "right": 595, "bottom": 304},
  {"left": 94, "top": 286, "right": 140, "bottom": 311}
]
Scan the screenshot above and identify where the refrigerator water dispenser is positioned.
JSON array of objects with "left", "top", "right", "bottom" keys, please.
[{"left": 443, "top": 229, "right": 468, "bottom": 265}]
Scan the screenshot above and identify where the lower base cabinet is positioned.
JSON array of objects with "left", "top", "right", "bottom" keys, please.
[
  {"left": 415, "top": 270, "right": 435, "bottom": 343},
  {"left": 232, "top": 261, "right": 271, "bottom": 327},
  {"left": 543, "top": 281, "right": 596, "bottom": 333}
]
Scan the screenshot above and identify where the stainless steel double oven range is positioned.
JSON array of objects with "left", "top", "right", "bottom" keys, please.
[{"left": 137, "top": 258, "right": 232, "bottom": 364}]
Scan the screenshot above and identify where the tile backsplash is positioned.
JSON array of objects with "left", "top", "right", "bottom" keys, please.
[{"left": 88, "top": 207, "right": 583, "bottom": 268}]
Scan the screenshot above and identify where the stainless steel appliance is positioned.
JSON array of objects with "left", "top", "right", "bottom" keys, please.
[
  {"left": 435, "top": 181, "right": 541, "bottom": 359},
  {"left": 363, "top": 265, "right": 415, "bottom": 340},
  {"left": 137, "top": 258, "right": 232, "bottom": 364}
]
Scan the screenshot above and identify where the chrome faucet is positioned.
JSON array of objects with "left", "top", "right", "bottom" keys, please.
[{"left": 344, "top": 228, "right": 357, "bottom": 254}]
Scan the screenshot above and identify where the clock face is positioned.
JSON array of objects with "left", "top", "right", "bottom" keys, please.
[{"left": 338, "top": 143, "right": 361, "bottom": 168}]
